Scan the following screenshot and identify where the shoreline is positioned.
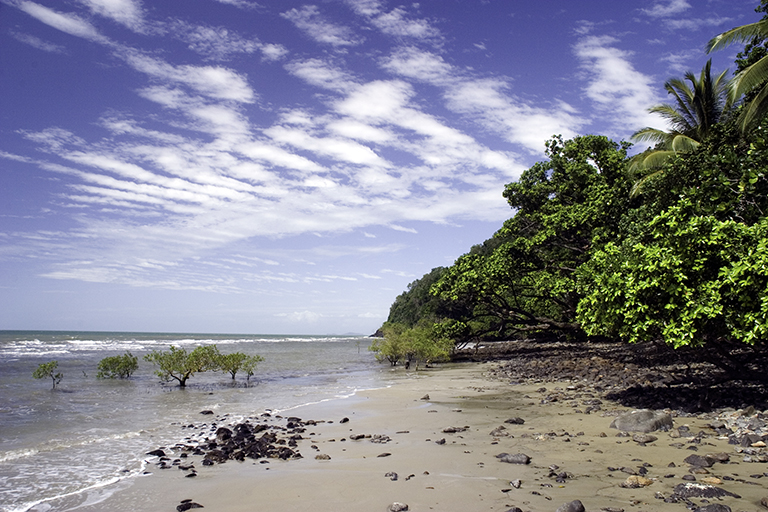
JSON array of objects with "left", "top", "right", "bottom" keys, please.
[{"left": 44, "top": 360, "right": 768, "bottom": 512}]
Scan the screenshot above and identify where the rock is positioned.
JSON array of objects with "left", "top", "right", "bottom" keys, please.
[
  {"left": 177, "top": 501, "right": 203, "bottom": 512},
  {"left": 146, "top": 449, "right": 166, "bottom": 457},
  {"left": 693, "top": 505, "right": 731, "bottom": 512},
  {"left": 442, "top": 426, "right": 467, "bottom": 433},
  {"left": 700, "top": 477, "right": 722, "bottom": 485},
  {"left": 505, "top": 508, "right": 523, "bottom": 512},
  {"left": 510, "top": 479, "right": 522, "bottom": 488},
  {"left": 435, "top": 438, "right": 446, "bottom": 445},
  {"left": 555, "top": 500, "right": 585, "bottom": 512},
  {"left": 496, "top": 453, "right": 531, "bottom": 464},
  {"left": 377, "top": 453, "right": 391, "bottom": 457},
  {"left": 505, "top": 417, "right": 525, "bottom": 425},
  {"left": 385, "top": 472, "right": 398, "bottom": 481},
  {"left": 672, "top": 483, "right": 741, "bottom": 499},
  {"left": 610, "top": 409, "right": 673, "bottom": 433},
  {"left": 632, "top": 433, "right": 657, "bottom": 444},
  {"left": 760, "top": 496, "right": 768, "bottom": 508},
  {"left": 315, "top": 454, "right": 331, "bottom": 460},
  {"left": 420, "top": 394, "right": 430, "bottom": 401},
  {"left": 199, "top": 410, "right": 214, "bottom": 415},
  {"left": 340, "top": 417, "right": 349, "bottom": 423},
  {"left": 684, "top": 454, "right": 716, "bottom": 467},
  {"left": 621, "top": 475, "right": 653, "bottom": 488},
  {"left": 387, "top": 503, "right": 408, "bottom": 512},
  {"left": 490, "top": 426, "right": 509, "bottom": 437}
]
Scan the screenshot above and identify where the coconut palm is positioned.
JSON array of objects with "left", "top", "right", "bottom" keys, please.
[
  {"left": 707, "top": 18, "right": 768, "bottom": 131},
  {"left": 629, "top": 60, "right": 732, "bottom": 195}
]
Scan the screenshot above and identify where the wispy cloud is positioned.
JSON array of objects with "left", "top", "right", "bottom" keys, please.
[
  {"left": 641, "top": 0, "right": 691, "bottom": 18},
  {"left": 13, "top": 0, "right": 111, "bottom": 43},
  {"left": 282, "top": 5, "right": 363, "bottom": 47},
  {"left": 10, "top": 31, "right": 67, "bottom": 53},
  {"left": 77, "top": 0, "right": 146, "bottom": 32},
  {"left": 573, "top": 35, "right": 659, "bottom": 134}
]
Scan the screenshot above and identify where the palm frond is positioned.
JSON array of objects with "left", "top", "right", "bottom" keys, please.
[
  {"left": 739, "top": 82, "right": 768, "bottom": 131},
  {"left": 706, "top": 20, "right": 768, "bottom": 53},
  {"left": 630, "top": 127, "right": 671, "bottom": 146},
  {"left": 733, "top": 56, "right": 768, "bottom": 98},
  {"left": 670, "top": 134, "right": 700, "bottom": 153}
]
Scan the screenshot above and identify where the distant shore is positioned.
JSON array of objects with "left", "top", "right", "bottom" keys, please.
[{"left": 58, "top": 346, "right": 768, "bottom": 512}]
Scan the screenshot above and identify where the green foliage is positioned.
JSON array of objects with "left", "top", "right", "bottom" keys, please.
[
  {"left": 33, "top": 361, "right": 63, "bottom": 389},
  {"left": 370, "top": 322, "right": 452, "bottom": 369},
  {"left": 577, "top": 199, "right": 768, "bottom": 349},
  {"left": 143, "top": 345, "right": 221, "bottom": 387},
  {"left": 218, "top": 352, "right": 264, "bottom": 380},
  {"left": 386, "top": 267, "right": 459, "bottom": 327},
  {"left": 96, "top": 351, "right": 138, "bottom": 379},
  {"left": 432, "top": 135, "right": 632, "bottom": 342}
]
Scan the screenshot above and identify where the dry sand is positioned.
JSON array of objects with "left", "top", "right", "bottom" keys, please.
[{"left": 65, "top": 362, "right": 768, "bottom": 512}]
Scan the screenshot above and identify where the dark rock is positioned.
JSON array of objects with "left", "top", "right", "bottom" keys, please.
[
  {"left": 442, "top": 426, "right": 467, "bottom": 433},
  {"left": 177, "top": 502, "right": 203, "bottom": 512},
  {"left": 673, "top": 483, "right": 741, "bottom": 499},
  {"left": 610, "top": 410, "right": 673, "bottom": 433},
  {"left": 496, "top": 453, "right": 531, "bottom": 464},
  {"left": 315, "top": 454, "right": 331, "bottom": 460},
  {"left": 505, "top": 508, "right": 523, "bottom": 512},
  {"left": 146, "top": 449, "right": 165, "bottom": 457},
  {"left": 200, "top": 410, "right": 214, "bottom": 415},
  {"left": 385, "top": 471, "right": 398, "bottom": 481},
  {"left": 340, "top": 417, "right": 349, "bottom": 423},
  {"left": 377, "top": 453, "right": 391, "bottom": 457},
  {"left": 684, "top": 454, "right": 716, "bottom": 467},
  {"left": 555, "top": 500, "right": 585, "bottom": 512},
  {"left": 505, "top": 417, "right": 525, "bottom": 425},
  {"left": 693, "top": 505, "right": 731, "bottom": 512}
]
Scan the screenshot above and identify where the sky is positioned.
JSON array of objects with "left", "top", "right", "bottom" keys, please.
[{"left": 0, "top": 0, "right": 756, "bottom": 335}]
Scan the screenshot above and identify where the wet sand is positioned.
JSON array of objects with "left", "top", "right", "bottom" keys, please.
[{"left": 65, "top": 362, "right": 768, "bottom": 512}]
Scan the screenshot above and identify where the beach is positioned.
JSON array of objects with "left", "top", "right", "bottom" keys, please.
[{"left": 59, "top": 360, "right": 768, "bottom": 512}]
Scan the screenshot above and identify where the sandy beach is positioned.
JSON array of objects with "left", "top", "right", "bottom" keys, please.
[{"left": 56, "top": 358, "right": 768, "bottom": 512}]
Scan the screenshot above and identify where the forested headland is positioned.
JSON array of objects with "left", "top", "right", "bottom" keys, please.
[{"left": 371, "top": 1, "right": 768, "bottom": 382}]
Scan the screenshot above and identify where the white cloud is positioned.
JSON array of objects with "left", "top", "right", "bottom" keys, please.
[
  {"left": 285, "top": 58, "right": 358, "bottom": 92},
  {"left": 573, "top": 35, "right": 659, "bottom": 134},
  {"left": 78, "top": 0, "right": 145, "bottom": 31},
  {"left": 122, "top": 50, "right": 256, "bottom": 103},
  {"left": 15, "top": 1, "right": 110, "bottom": 43},
  {"left": 641, "top": 0, "right": 691, "bottom": 18},
  {"left": 282, "top": 5, "right": 363, "bottom": 47},
  {"left": 346, "top": 1, "right": 441, "bottom": 43},
  {"left": 10, "top": 31, "right": 66, "bottom": 53}
]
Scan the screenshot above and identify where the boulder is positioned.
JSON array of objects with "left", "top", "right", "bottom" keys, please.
[
  {"left": 610, "top": 409, "right": 672, "bottom": 433},
  {"left": 387, "top": 503, "right": 408, "bottom": 512},
  {"left": 496, "top": 453, "right": 531, "bottom": 464},
  {"left": 673, "top": 483, "right": 741, "bottom": 499},
  {"left": 555, "top": 500, "right": 585, "bottom": 512},
  {"left": 693, "top": 505, "right": 731, "bottom": 512}
]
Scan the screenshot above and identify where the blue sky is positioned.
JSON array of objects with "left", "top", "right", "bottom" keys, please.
[{"left": 0, "top": 0, "right": 754, "bottom": 334}]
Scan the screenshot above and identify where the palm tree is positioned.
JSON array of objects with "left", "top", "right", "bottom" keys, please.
[
  {"left": 707, "top": 18, "right": 768, "bottom": 131},
  {"left": 629, "top": 60, "right": 732, "bottom": 195}
]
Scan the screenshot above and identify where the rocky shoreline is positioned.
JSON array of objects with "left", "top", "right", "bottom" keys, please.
[{"left": 70, "top": 340, "right": 768, "bottom": 512}]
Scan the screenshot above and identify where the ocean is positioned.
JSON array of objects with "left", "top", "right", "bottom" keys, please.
[{"left": 0, "top": 331, "right": 390, "bottom": 512}]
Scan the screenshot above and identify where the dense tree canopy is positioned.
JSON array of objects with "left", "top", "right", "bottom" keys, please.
[{"left": 378, "top": 1, "right": 768, "bottom": 381}]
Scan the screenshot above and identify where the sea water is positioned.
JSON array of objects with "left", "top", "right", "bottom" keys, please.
[{"left": 0, "top": 331, "right": 388, "bottom": 512}]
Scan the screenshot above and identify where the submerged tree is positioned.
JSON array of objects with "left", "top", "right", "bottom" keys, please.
[
  {"left": 96, "top": 351, "right": 138, "bottom": 379},
  {"left": 143, "top": 345, "right": 221, "bottom": 387},
  {"left": 217, "top": 352, "right": 264, "bottom": 380},
  {"left": 33, "top": 361, "right": 63, "bottom": 389}
]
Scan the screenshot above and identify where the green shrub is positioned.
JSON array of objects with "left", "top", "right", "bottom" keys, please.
[
  {"left": 33, "top": 361, "right": 63, "bottom": 389},
  {"left": 96, "top": 351, "right": 139, "bottom": 379}
]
